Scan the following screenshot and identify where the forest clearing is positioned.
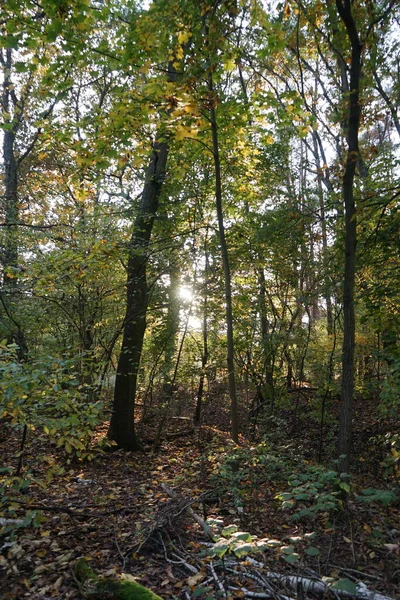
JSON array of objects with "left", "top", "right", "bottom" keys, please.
[{"left": 1, "top": 0, "right": 399, "bottom": 597}]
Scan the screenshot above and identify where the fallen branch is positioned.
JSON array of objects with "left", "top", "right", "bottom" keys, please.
[
  {"left": 262, "top": 571, "right": 394, "bottom": 600},
  {"left": 160, "top": 483, "right": 214, "bottom": 540}
]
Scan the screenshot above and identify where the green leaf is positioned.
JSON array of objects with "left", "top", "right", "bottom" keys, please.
[
  {"left": 282, "top": 553, "right": 299, "bottom": 564},
  {"left": 230, "top": 531, "right": 252, "bottom": 542},
  {"left": 221, "top": 524, "right": 238, "bottom": 537},
  {"left": 304, "top": 546, "right": 320, "bottom": 556},
  {"left": 339, "top": 482, "right": 350, "bottom": 493},
  {"left": 14, "top": 62, "right": 29, "bottom": 73},
  {"left": 233, "top": 542, "right": 257, "bottom": 557},
  {"left": 2, "top": 35, "right": 20, "bottom": 49},
  {"left": 209, "top": 538, "right": 230, "bottom": 558},
  {"left": 331, "top": 578, "right": 357, "bottom": 594}
]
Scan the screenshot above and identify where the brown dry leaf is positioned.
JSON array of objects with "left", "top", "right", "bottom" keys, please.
[
  {"left": 187, "top": 572, "right": 205, "bottom": 586},
  {"left": 53, "top": 576, "right": 63, "bottom": 590},
  {"left": 8, "top": 544, "right": 23, "bottom": 558},
  {"left": 34, "top": 564, "right": 47, "bottom": 575},
  {"left": 0, "top": 556, "right": 8, "bottom": 568},
  {"left": 104, "top": 567, "right": 119, "bottom": 577},
  {"left": 383, "top": 544, "right": 399, "bottom": 553},
  {"left": 166, "top": 565, "right": 176, "bottom": 581}
]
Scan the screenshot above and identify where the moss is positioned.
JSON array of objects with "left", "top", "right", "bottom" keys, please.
[
  {"left": 97, "top": 579, "right": 164, "bottom": 600},
  {"left": 74, "top": 558, "right": 164, "bottom": 600},
  {"left": 75, "top": 558, "right": 99, "bottom": 583}
]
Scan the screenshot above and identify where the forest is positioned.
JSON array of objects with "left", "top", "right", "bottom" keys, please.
[{"left": 0, "top": 0, "right": 399, "bottom": 598}]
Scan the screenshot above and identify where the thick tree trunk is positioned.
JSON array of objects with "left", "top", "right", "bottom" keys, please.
[
  {"left": 108, "top": 141, "right": 169, "bottom": 450},
  {"left": 208, "top": 74, "right": 239, "bottom": 443},
  {"left": 336, "top": 0, "right": 362, "bottom": 475}
]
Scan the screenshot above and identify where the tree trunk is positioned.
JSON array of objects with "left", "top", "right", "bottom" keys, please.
[
  {"left": 108, "top": 141, "right": 169, "bottom": 450},
  {"left": 194, "top": 237, "right": 209, "bottom": 424},
  {"left": 336, "top": 0, "right": 362, "bottom": 475},
  {"left": 208, "top": 73, "right": 239, "bottom": 443},
  {"left": 162, "top": 262, "right": 180, "bottom": 398},
  {"left": 1, "top": 48, "right": 28, "bottom": 360}
]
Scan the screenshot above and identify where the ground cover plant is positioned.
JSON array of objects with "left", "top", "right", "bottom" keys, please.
[{"left": 1, "top": 388, "right": 399, "bottom": 599}]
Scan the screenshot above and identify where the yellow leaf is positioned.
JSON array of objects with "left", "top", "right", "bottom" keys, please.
[{"left": 177, "top": 30, "right": 191, "bottom": 44}]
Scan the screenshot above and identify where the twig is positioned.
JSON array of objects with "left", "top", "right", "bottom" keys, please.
[
  {"left": 228, "top": 586, "right": 293, "bottom": 600},
  {"left": 329, "top": 566, "right": 383, "bottom": 582},
  {"left": 172, "top": 553, "right": 199, "bottom": 574},
  {"left": 210, "top": 561, "right": 225, "bottom": 593}
]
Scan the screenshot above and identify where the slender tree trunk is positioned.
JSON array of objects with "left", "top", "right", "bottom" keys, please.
[
  {"left": 1, "top": 49, "right": 28, "bottom": 360},
  {"left": 208, "top": 73, "right": 239, "bottom": 443},
  {"left": 108, "top": 141, "right": 169, "bottom": 450},
  {"left": 336, "top": 0, "right": 362, "bottom": 475},
  {"left": 194, "top": 238, "right": 209, "bottom": 424},
  {"left": 257, "top": 267, "right": 274, "bottom": 396},
  {"left": 162, "top": 263, "right": 180, "bottom": 398},
  {"left": 312, "top": 130, "right": 333, "bottom": 336}
]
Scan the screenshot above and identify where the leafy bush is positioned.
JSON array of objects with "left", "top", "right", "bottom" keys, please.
[
  {"left": 211, "top": 441, "right": 292, "bottom": 508},
  {"left": 356, "top": 487, "right": 398, "bottom": 506},
  {"left": 379, "top": 357, "right": 400, "bottom": 417},
  {"left": 0, "top": 343, "right": 104, "bottom": 461},
  {"left": 277, "top": 466, "right": 348, "bottom": 521}
]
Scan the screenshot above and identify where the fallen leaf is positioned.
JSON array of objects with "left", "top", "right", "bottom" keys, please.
[
  {"left": 187, "top": 572, "right": 205, "bottom": 586},
  {"left": 120, "top": 573, "right": 139, "bottom": 582}
]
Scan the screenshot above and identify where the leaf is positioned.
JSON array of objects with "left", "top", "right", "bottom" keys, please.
[
  {"left": 120, "top": 572, "right": 138, "bottom": 581},
  {"left": 187, "top": 572, "right": 205, "bottom": 586},
  {"left": 230, "top": 531, "right": 252, "bottom": 542},
  {"left": 339, "top": 482, "right": 350, "bottom": 493},
  {"left": 304, "top": 546, "right": 320, "bottom": 556},
  {"left": 221, "top": 524, "right": 238, "bottom": 537},
  {"left": 265, "top": 539, "right": 282, "bottom": 547},
  {"left": 209, "top": 538, "right": 230, "bottom": 558},
  {"left": 14, "top": 61, "right": 29, "bottom": 73},
  {"left": 331, "top": 578, "right": 357, "bottom": 594},
  {"left": 233, "top": 542, "right": 257, "bottom": 557},
  {"left": 282, "top": 553, "right": 299, "bottom": 564}
]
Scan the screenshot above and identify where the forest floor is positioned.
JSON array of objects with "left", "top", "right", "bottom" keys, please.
[{"left": 1, "top": 389, "right": 399, "bottom": 600}]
